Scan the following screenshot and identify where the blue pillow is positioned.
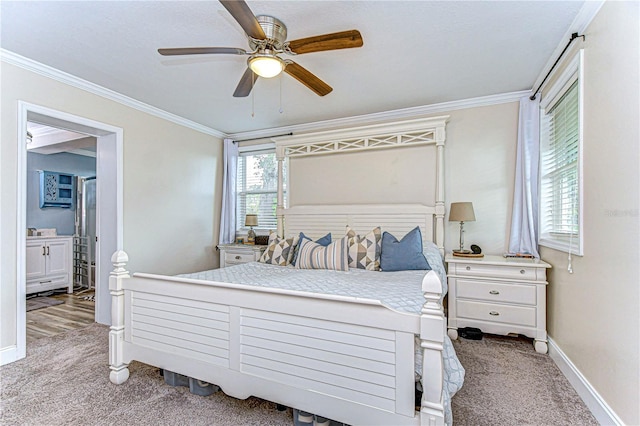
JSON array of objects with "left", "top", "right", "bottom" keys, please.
[
  {"left": 380, "top": 227, "right": 431, "bottom": 272},
  {"left": 292, "top": 232, "right": 332, "bottom": 266}
]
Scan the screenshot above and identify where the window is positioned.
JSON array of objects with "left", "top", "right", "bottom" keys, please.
[
  {"left": 539, "top": 51, "right": 583, "bottom": 255},
  {"left": 236, "top": 146, "right": 285, "bottom": 232}
]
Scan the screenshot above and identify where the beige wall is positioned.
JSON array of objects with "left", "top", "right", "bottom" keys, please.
[
  {"left": 541, "top": 1, "right": 639, "bottom": 424},
  {"left": 4, "top": 4, "right": 637, "bottom": 420},
  {"left": 290, "top": 102, "right": 519, "bottom": 254},
  {"left": 1, "top": 63, "right": 223, "bottom": 351}
]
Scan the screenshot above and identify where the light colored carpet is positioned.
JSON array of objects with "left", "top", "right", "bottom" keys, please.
[
  {"left": 451, "top": 334, "right": 598, "bottom": 425},
  {"left": 0, "top": 324, "right": 597, "bottom": 425},
  {"left": 0, "top": 324, "right": 290, "bottom": 426},
  {"left": 25, "top": 296, "right": 64, "bottom": 312}
]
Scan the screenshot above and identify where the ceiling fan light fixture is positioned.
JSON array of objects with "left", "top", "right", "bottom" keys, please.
[{"left": 248, "top": 54, "right": 285, "bottom": 78}]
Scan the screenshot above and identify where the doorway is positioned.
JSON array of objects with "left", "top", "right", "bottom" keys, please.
[
  {"left": 25, "top": 122, "right": 97, "bottom": 342},
  {"left": 15, "top": 102, "right": 123, "bottom": 362}
]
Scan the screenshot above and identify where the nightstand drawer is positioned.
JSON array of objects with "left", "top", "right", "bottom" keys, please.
[
  {"left": 457, "top": 300, "right": 536, "bottom": 327},
  {"left": 452, "top": 262, "right": 538, "bottom": 281},
  {"left": 219, "top": 244, "right": 267, "bottom": 268},
  {"left": 456, "top": 279, "right": 536, "bottom": 305},
  {"left": 224, "top": 251, "right": 256, "bottom": 264}
]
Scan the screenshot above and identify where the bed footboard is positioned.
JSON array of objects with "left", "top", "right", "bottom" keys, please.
[
  {"left": 108, "top": 251, "right": 445, "bottom": 426},
  {"left": 420, "top": 270, "right": 446, "bottom": 425},
  {"left": 109, "top": 251, "right": 130, "bottom": 385}
]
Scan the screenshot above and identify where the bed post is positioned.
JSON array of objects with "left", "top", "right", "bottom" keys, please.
[
  {"left": 435, "top": 123, "right": 446, "bottom": 255},
  {"left": 420, "top": 270, "right": 445, "bottom": 426},
  {"left": 109, "top": 250, "right": 130, "bottom": 385},
  {"left": 276, "top": 145, "right": 285, "bottom": 237}
]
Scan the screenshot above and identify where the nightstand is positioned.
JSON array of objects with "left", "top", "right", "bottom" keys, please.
[
  {"left": 218, "top": 244, "right": 267, "bottom": 268},
  {"left": 446, "top": 254, "right": 551, "bottom": 353}
]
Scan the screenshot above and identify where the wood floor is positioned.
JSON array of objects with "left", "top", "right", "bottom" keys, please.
[{"left": 26, "top": 289, "right": 95, "bottom": 343}]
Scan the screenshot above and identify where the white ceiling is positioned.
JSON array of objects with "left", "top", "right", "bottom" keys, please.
[
  {"left": 27, "top": 122, "right": 97, "bottom": 157},
  {"left": 1, "top": 1, "right": 586, "bottom": 135}
]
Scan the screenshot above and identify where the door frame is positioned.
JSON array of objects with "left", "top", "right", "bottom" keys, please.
[{"left": 15, "top": 101, "right": 123, "bottom": 361}]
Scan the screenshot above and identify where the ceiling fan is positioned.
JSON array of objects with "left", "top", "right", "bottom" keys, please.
[{"left": 158, "top": 0, "right": 363, "bottom": 97}]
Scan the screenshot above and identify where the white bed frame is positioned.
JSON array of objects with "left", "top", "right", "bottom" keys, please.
[{"left": 109, "top": 117, "right": 450, "bottom": 426}]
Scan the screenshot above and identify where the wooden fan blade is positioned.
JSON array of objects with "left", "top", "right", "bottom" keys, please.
[
  {"left": 284, "top": 61, "right": 332, "bottom": 96},
  {"left": 158, "top": 47, "right": 247, "bottom": 56},
  {"left": 233, "top": 67, "right": 257, "bottom": 97},
  {"left": 219, "top": 0, "right": 266, "bottom": 40},
  {"left": 287, "top": 30, "right": 363, "bottom": 54}
]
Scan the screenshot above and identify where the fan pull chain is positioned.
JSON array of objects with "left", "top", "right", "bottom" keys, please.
[
  {"left": 251, "top": 71, "right": 256, "bottom": 118},
  {"left": 279, "top": 75, "right": 283, "bottom": 114}
]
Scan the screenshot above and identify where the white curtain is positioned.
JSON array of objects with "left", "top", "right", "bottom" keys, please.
[
  {"left": 508, "top": 96, "right": 541, "bottom": 258},
  {"left": 219, "top": 138, "right": 239, "bottom": 245}
]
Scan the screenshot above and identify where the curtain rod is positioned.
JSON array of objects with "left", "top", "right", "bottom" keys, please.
[
  {"left": 530, "top": 32, "right": 585, "bottom": 101},
  {"left": 234, "top": 132, "right": 293, "bottom": 143}
]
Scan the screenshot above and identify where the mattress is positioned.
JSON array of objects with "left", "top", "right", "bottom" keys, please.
[{"left": 182, "top": 242, "right": 448, "bottom": 313}]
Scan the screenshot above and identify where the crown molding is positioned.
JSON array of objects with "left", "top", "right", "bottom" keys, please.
[
  {"left": 0, "top": 49, "right": 225, "bottom": 138},
  {"left": 227, "top": 90, "right": 530, "bottom": 141},
  {"left": 67, "top": 149, "right": 97, "bottom": 158},
  {"left": 531, "top": 0, "right": 605, "bottom": 93},
  {"left": 2, "top": 48, "right": 530, "bottom": 142}
]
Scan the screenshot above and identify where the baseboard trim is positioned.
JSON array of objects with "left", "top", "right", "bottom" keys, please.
[
  {"left": 0, "top": 345, "right": 18, "bottom": 366},
  {"left": 548, "top": 337, "right": 623, "bottom": 425}
]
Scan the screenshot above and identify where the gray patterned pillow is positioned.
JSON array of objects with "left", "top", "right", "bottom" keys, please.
[
  {"left": 345, "top": 226, "right": 382, "bottom": 271},
  {"left": 259, "top": 235, "right": 298, "bottom": 266}
]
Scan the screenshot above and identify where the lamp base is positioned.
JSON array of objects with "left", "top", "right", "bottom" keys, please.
[
  {"left": 247, "top": 228, "right": 256, "bottom": 245},
  {"left": 452, "top": 250, "right": 484, "bottom": 258},
  {"left": 452, "top": 249, "right": 472, "bottom": 254}
]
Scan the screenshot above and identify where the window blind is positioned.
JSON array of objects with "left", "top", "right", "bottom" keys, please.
[
  {"left": 540, "top": 79, "right": 580, "bottom": 251},
  {"left": 236, "top": 150, "right": 285, "bottom": 231}
]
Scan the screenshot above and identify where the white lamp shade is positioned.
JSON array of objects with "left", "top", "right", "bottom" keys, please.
[
  {"left": 248, "top": 56, "right": 285, "bottom": 78},
  {"left": 244, "top": 214, "right": 259, "bottom": 227},
  {"left": 449, "top": 202, "right": 475, "bottom": 222}
]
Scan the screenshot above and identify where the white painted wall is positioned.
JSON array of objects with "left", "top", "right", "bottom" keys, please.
[
  {"left": 541, "top": 2, "right": 639, "bottom": 424},
  {"left": 289, "top": 102, "right": 519, "bottom": 255},
  {"left": 0, "top": 62, "right": 223, "bottom": 353}
]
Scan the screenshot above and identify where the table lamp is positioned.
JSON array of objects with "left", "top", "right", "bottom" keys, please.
[
  {"left": 449, "top": 202, "right": 475, "bottom": 254},
  {"left": 244, "top": 214, "right": 258, "bottom": 244}
]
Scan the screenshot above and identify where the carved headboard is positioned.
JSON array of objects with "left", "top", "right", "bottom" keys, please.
[{"left": 273, "top": 116, "right": 448, "bottom": 253}]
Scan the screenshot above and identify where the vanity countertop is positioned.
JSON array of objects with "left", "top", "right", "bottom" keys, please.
[{"left": 27, "top": 235, "right": 74, "bottom": 239}]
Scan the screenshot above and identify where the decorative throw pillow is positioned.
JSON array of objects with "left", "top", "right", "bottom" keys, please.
[
  {"left": 295, "top": 236, "right": 349, "bottom": 272},
  {"left": 291, "top": 232, "right": 332, "bottom": 266},
  {"left": 380, "top": 226, "right": 431, "bottom": 272},
  {"left": 259, "top": 235, "right": 298, "bottom": 266},
  {"left": 345, "top": 226, "right": 382, "bottom": 271}
]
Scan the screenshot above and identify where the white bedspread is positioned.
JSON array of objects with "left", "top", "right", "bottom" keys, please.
[
  {"left": 183, "top": 263, "right": 434, "bottom": 315},
  {"left": 183, "top": 241, "right": 448, "bottom": 313}
]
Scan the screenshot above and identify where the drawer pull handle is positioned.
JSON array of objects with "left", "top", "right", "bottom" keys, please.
[
  {"left": 489, "top": 311, "right": 500, "bottom": 316},
  {"left": 235, "top": 255, "right": 241, "bottom": 260},
  {"left": 465, "top": 266, "right": 471, "bottom": 271},
  {"left": 520, "top": 269, "right": 525, "bottom": 274},
  {"left": 489, "top": 290, "right": 500, "bottom": 295}
]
